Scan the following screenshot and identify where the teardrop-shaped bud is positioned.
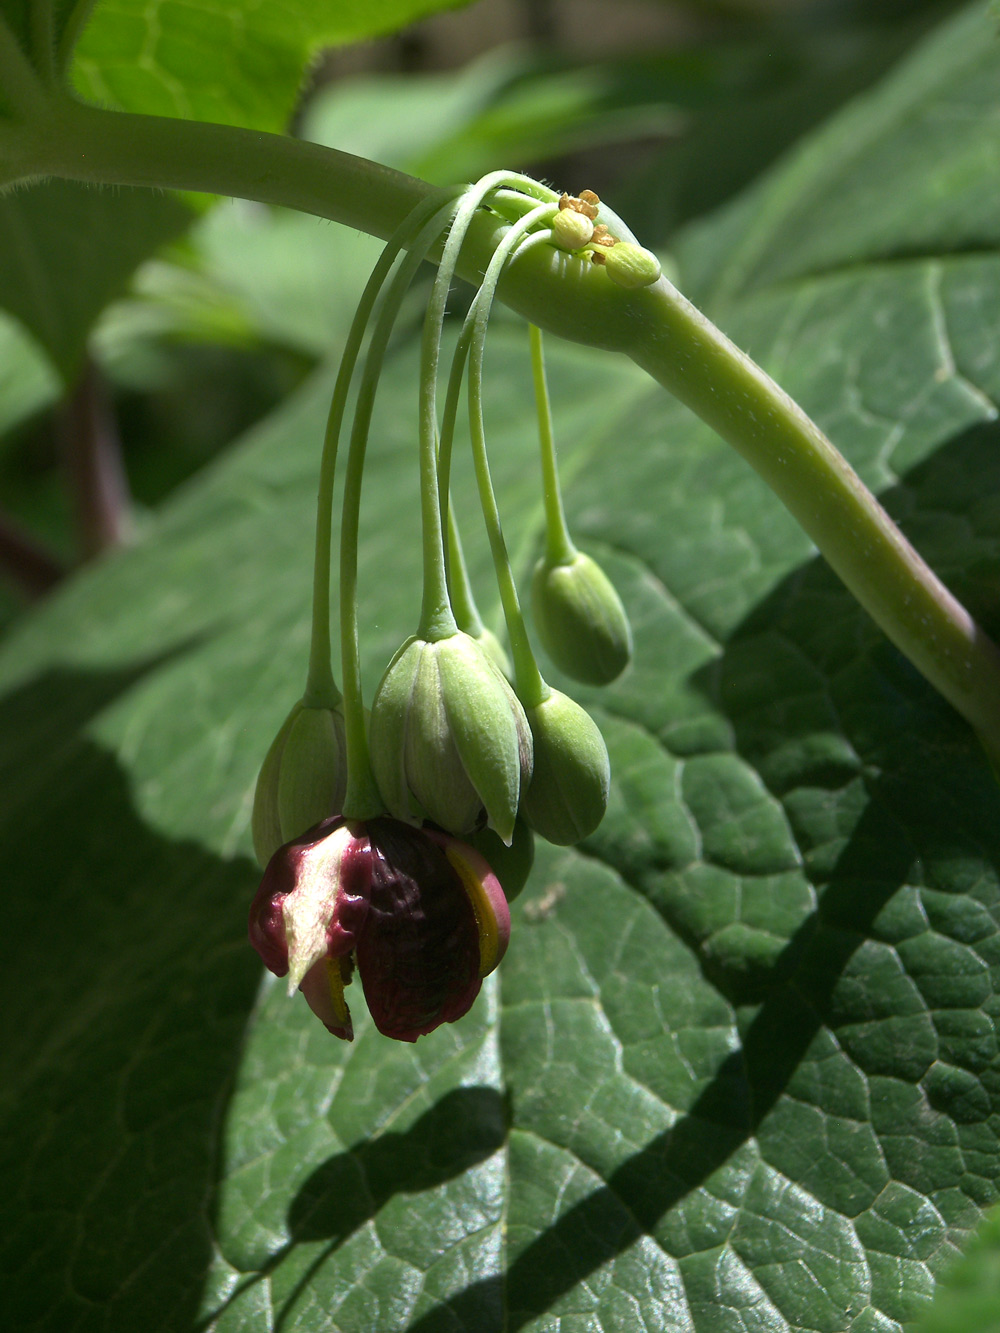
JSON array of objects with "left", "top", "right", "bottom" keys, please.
[
  {"left": 521, "top": 690, "right": 610, "bottom": 845},
  {"left": 369, "top": 631, "right": 532, "bottom": 845},
  {"left": 604, "top": 242, "right": 661, "bottom": 289},
  {"left": 251, "top": 702, "right": 348, "bottom": 866},
  {"left": 551, "top": 208, "right": 595, "bottom": 251},
  {"left": 466, "top": 817, "right": 535, "bottom": 903},
  {"left": 531, "top": 551, "right": 632, "bottom": 686}
]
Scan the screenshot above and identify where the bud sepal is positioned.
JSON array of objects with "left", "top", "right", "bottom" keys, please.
[
  {"left": 369, "top": 630, "right": 532, "bottom": 844},
  {"left": 251, "top": 701, "right": 348, "bottom": 866},
  {"left": 521, "top": 690, "right": 610, "bottom": 845},
  {"left": 531, "top": 550, "right": 633, "bottom": 686}
]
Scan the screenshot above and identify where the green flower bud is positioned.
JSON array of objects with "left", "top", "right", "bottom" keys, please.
[
  {"left": 251, "top": 702, "right": 348, "bottom": 866},
  {"left": 521, "top": 690, "right": 610, "bottom": 845},
  {"left": 466, "top": 817, "right": 535, "bottom": 903},
  {"left": 369, "top": 631, "right": 532, "bottom": 845},
  {"left": 603, "top": 242, "right": 661, "bottom": 289},
  {"left": 551, "top": 209, "right": 595, "bottom": 251},
  {"left": 531, "top": 550, "right": 633, "bottom": 685}
]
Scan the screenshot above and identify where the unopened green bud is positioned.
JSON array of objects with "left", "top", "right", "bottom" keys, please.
[
  {"left": 369, "top": 631, "right": 532, "bottom": 844},
  {"left": 251, "top": 702, "right": 348, "bottom": 865},
  {"left": 551, "top": 209, "right": 595, "bottom": 251},
  {"left": 521, "top": 690, "right": 610, "bottom": 845},
  {"left": 531, "top": 550, "right": 633, "bottom": 685},
  {"left": 604, "top": 242, "right": 661, "bottom": 289},
  {"left": 467, "top": 817, "right": 535, "bottom": 902}
]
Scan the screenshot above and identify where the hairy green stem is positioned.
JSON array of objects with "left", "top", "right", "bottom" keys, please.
[
  {"left": 29, "top": 2, "right": 55, "bottom": 84},
  {"left": 56, "top": 1, "right": 100, "bottom": 74},
  {"left": 529, "top": 324, "right": 575, "bottom": 566},
  {"left": 13, "top": 97, "right": 1000, "bottom": 760},
  {"left": 0, "top": 16, "right": 47, "bottom": 119}
]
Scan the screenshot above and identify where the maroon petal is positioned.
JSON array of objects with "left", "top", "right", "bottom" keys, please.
[{"left": 356, "top": 819, "right": 483, "bottom": 1041}]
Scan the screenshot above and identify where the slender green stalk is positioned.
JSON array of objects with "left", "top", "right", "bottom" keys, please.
[
  {"left": 14, "top": 99, "right": 1000, "bottom": 760},
  {"left": 416, "top": 332, "right": 456, "bottom": 640},
  {"left": 433, "top": 327, "right": 498, "bottom": 643},
  {"left": 339, "top": 203, "right": 459, "bottom": 819},
  {"left": 302, "top": 187, "right": 459, "bottom": 708},
  {"left": 465, "top": 215, "right": 556, "bottom": 709},
  {"left": 445, "top": 507, "right": 485, "bottom": 638},
  {"left": 416, "top": 170, "right": 557, "bottom": 641},
  {"left": 529, "top": 324, "right": 575, "bottom": 566},
  {"left": 436, "top": 323, "right": 471, "bottom": 563}
]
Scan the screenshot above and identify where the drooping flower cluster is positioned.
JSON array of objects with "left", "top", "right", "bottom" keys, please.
[{"left": 248, "top": 175, "right": 656, "bottom": 1041}]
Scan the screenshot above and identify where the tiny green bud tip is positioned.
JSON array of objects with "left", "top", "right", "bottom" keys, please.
[{"left": 604, "top": 242, "right": 661, "bottom": 289}]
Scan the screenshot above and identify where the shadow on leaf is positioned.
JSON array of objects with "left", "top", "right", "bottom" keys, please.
[
  {"left": 0, "top": 660, "right": 262, "bottom": 1331},
  {"left": 200, "top": 1086, "right": 507, "bottom": 1330}
]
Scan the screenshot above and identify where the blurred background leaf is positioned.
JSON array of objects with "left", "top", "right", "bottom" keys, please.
[{"left": 907, "top": 1205, "right": 1000, "bottom": 1332}]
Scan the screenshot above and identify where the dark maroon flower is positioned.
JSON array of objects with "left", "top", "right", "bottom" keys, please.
[{"left": 248, "top": 815, "right": 510, "bottom": 1042}]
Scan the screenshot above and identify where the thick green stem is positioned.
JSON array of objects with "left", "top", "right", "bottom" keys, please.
[
  {"left": 14, "top": 97, "right": 1000, "bottom": 761},
  {"left": 624, "top": 278, "right": 1000, "bottom": 767},
  {"left": 529, "top": 323, "right": 575, "bottom": 566}
]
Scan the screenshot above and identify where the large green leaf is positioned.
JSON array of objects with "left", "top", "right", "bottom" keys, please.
[
  {"left": 0, "top": 0, "right": 472, "bottom": 382},
  {"left": 675, "top": 1, "right": 1000, "bottom": 306},
  {"left": 73, "top": 0, "right": 474, "bottom": 130},
  {"left": 0, "top": 180, "right": 192, "bottom": 381},
  {"left": 0, "top": 307, "right": 59, "bottom": 433},
  {"left": 4, "top": 4, "right": 1000, "bottom": 1331}
]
